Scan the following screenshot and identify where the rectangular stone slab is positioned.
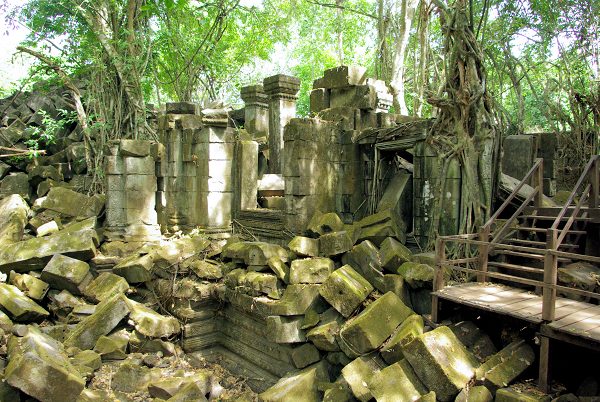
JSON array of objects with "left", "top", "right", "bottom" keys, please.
[
  {"left": 319, "top": 264, "right": 373, "bottom": 317},
  {"left": 339, "top": 291, "right": 413, "bottom": 355},
  {"left": 64, "top": 293, "right": 130, "bottom": 350},
  {"left": 0, "top": 228, "right": 97, "bottom": 273},
  {"left": 341, "top": 353, "right": 385, "bottom": 401},
  {"left": 475, "top": 340, "right": 535, "bottom": 391},
  {"left": 0, "top": 283, "right": 49, "bottom": 322},
  {"left": 368, "top": 359, "right": 428, "bottom": 402}
]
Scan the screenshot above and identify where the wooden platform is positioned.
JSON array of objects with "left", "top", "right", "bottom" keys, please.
[{"left": 435, "top": 283, "right": 600, "bottom": 344}]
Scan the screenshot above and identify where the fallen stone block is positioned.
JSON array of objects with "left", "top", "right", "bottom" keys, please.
[
  {"left": 6, "top": 326, "right": 85, "bottom": 402},
  {"left": 342, "top": 240, "right": 385, "bottom": 292},
  {"left": 380, "top": 237, "right": 412, "bottom": 272},
  {"left": 112, "top": 252, "right": 154, "bottom": 283},
  {"left": 83, "top": 272, "right": 130, "bottom": 303},
  {"left": 0, "top": 172, "right": 30, "bottom": 200},
  {"left": 71, "top": 350, "right": 102, "bottom": 372},
  {"left": 341, "top": 353, "right": 385, "bottom": 401},
  {"left": 244, "top": 271, "right": 283, "bottom": 299},
  {"left": 0, "top": 194, "right": 29, "bottom": 245},
  {"left": 339, "top": 291, "right": 413, "bottom": 356},
  {"left": 127, "top": 299, "right": 181, "bottom": 338},
  {"left": 119, "top": 139, "right": 152, "bottom": 157},
  {"left": 9, "top": 271, "right": 49, "bottom": 301},
  {"left": 292, "top": 343, "right": 321, "bottom": 369},
  {"left": 323, "top": 381, "right": 354, "bottom": 402},
  {"left": 64, "top": 293, "right": 130, "bottom": 350},
  {"left": 271, "top": 284, "right": 326, "bottom": 316},
  {"left": 381, "top": 314, "right": 424, "bottom": 364},
  {"left": 368, "top": 359, "right": 428, "bottom": 402},
  {"left": 449, "top": 321, "right": 497, "bottom": 362},
  {"left": 151, "top": 236, "right": 211, "bottom": 276},
  {"left": 290, "top": 257, "right": 335, "bottom": 284},
  {"left": 37, "top": 220, "right": 60, "bottom": 237},
  {"left": 356, "top": 209, "right": 406, "bottom": 246},
  {"left": 306, "top": 211, "right": 345, "bottom": 236},
  {"left": 402, "top": 326, "right": 478, "bottom": 402},
  {"left": 47, "top": 289, "right": 86, "bottom": 319},
  {"left": 183, "top": 258, "right": 223, "bottom": 280},
  {"left": 558, "top": 262, "right": 600, "bottom": 293},
  {"left": 0, "top": 228, "right": 97, "bottom": 273},
  {"left": 224, "top": 241, "right": 289, "bottom": 266},
  {"left": 268, "top": 256, "right": 290, "bottom": 283},
  {"left": 495, "top": 387, "right": 551, "bottom": 402},
  {"left": 129, "top": 330, "right": 177, "bottom": 356},
  {"left": 306, "top": 308, "right": 343, "bottom": 351},
  {"left": 419, "top": 391, "right": 438, "bottom": 402},
  {"left": 41, "top": 254, "right": 93, "bottom": 295},
  {"left": 289, "top": 236, "right": 320, "bottom": 257},
  {"left": 148, "top": 374, "right": 210, "bottom": 399},
  {"left": 266, "top": 315, "right": 306, "bottom": 343},
  {"left": 475, "top": 340, "right": 535, "bottom": 391},
  {"left": 94, "top": 332, "right": 129, "bottom": 360},
  {"left": 0, "top": 283, "right": 49, "bottom": 321},
  {"left": 455, "top": 386, "right": 493, "bottom": 402},
  {"left": 41, "top": 186, "right": 105, "bottom": 218},
  {"left": 383, "top": 274, "right": 411, "bottom": 305},
  {"left": 316, "top": 65, "right": 368, "bottom": 89},
  {"left": 319, "top": 264, "right": 373, "bottom": 317},
  {"left": 259, "top": 361, "right": 330, "bottom": 402},
  {"left": 165, "top": 381, "right": 209, "bottom": 402},
  {"left": 319, "top": 231, "right": 354, "bottom": 256},
  {"left": 398, "top": 261, "right": 435, "bottom": 289}
]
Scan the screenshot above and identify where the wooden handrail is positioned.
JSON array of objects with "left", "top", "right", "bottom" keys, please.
[
  {"left": 482, "top": 158, "right": 543, "bottom": 231},
  {"left": 556, "top": 184, "right": 590, "bottom": 247}
]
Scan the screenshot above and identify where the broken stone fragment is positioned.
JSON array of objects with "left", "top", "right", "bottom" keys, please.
[
  {"left": 41, "top": 254, "right": 93, "bottom": 295},
  {"left": 166, "top": 381, "right": 209, "bottom": 402},
  {"left": 475, "top": 340, "right": 535, "bottom": 391},
  {"left": 5, "top": 326, "right": 85, "bottom": 402},
  {"left": 183, "top": 258, "right": 223, "bottom": 280},
  {"left": 223, "top": 241, "right": 288, "bottom": 266},
  {"left": 381, "top": 314, "right": 424, "bottom": 364},
  {"left": 379, "top": 237, "right": 412, "bottom": 272},
  {"left": 126, "top": 298, "right": 181, "bottom": 338},
  {"left": 292, "top": 343, "right": 321, "bottom": 369},
  {"left": 398, "top": 261, "right": 435, "bottom": 288},
  {"left": 0, "top": 283, "right": 49, "bottom": 321},
  {"left": 401, "top": 326, "right": 478, "bottom": 402},
  {"left": 119, "top": 139, "right": 152, "bottom": 157},
  {"left": 449, "top": 321, "right": 497, "bottom": 362},
  {"left": 342, "top": 240, "right": 386, "bottom": 292},
  {"left": 129, "top": 330, "right": 177, "bottom": 356},
  {"left": 289, "top": 236, "right": 320, "bottom": 257},
  {"left": 368, "top": 359, "right": 428, "bottom": 402},
  {"left": 70, "top": 349, "right": 102, "bottom": 372},
  {"left": 455, "top": 386, "right": 493, "bottom": 402},
  {"left": 0, "top": 194, "right": 29, "bottom": 245},
  {"left": 383, "top": 274, "right": 411, "bottom": 305},
  {"left": 319, "top": 231, "right": 354, "bottom": 257},
  {"left": 47, "top": 289, "right": 87, "bottom": 319},
  {"left": 356, "top": 209, "right": 406, "bottom": 246},
  {"left": 316, "top": 65, "right": 368, "bottom": 89},
  {"left": 151, "top": 236, "right": 211, "bottom": 275},
  {"left": 267, "top": 256, "right": 290, "bottom": 283},
  {"left": 36, "top": 220, "right": 60, "bottom": 237},
  {"left": 83, "top": 271, "right": 130, "bottom": 303},
  {"left": 266, "top": 315, "right": 306, "bottom": 343},
  {"left": 94, "top": 330, "right": 129, "bottom": 360},
  {"left": 341, "top": 353, "right": 385, "bottom": 401},
  {"left": 319, "top": 264, "right": 373, "bottom": 317},
  {"left": 64, "top": 293, "right": 130, "bottom": 350},
  {"left": 323, "top": 381, "right": 354, "bottom": 402},
  {"left": 0, "top": 172, "right": 30, "bottom": 201},
  {"left": 9, "top": 271, "right": 49, "bottom": 301},
  {"left": 148, "top": 373, "right": 210, "bottom": 400},
  {"left": 306, "top": 308, "right": 343, "bottom": 352},
  {"left": 259, "top": 361, "right": 330, "bottom": 402},
  {"left": 558, "top": 261, "right": 600, "bottom": 293},
  {"left": 0, "top": 310, "right": 13, "bottom": 332},
  {"left": 290, "top": 257, "right": 335, "bottom": 284},
  {"left": 306, "top": 211, "right": 345, "bottom": 236},
  {"left": 110, "top": 360, "right": 161, "bottom": 393},
  {"left": 245, "top": 271, "right": 283, "bottom": 299},
  {"left": 339, "top": 291, "right": 413, "bottom": 356},
  {"left": 41, "top": 186, "right": 105, "bottom": 218},
  {"left": 0, "top": 228, "right": 97, "bottom": 273}
]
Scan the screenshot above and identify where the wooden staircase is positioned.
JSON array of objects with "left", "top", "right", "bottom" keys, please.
[{"left": 431, "top": 155, "right": 600, "bottom": 391}]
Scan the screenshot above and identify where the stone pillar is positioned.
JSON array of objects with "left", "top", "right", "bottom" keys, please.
[
  {"left": 236, "top": 140, "right": 259, "bottom": 210},
  {"left": 158, "top": 102, "right": 203, "bottom": 232},
  {"left": 263, "top": 74, "right": 300, "bottom": 173},
  {"left": 104, "top": 139, "right": 161, "bottom": 242},
  {"left": 240, "top": 85, "right": 269, "bottom": 138}
]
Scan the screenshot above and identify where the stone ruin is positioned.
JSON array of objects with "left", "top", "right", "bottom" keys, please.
[{"left": 0, "top": 66, "right": 574, "bottom": 401}]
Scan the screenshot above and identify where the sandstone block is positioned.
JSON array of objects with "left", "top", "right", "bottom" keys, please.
[
  {"left": 127, "top": 299, "right": 181, "bottom": 338},
  {"left": 319, "top": 231, "right": 354, "bottom": 256},
  {"left": 289, "top": 236, "right": 320, "bottom": 257},
  {"left": 41, "top": 187, "right": 105, "bottom": 218},
  {"left": 341, "top": 353, "right": 385, "bottom": 401},
  {"left": 292, "top": 343, "right": 321, "bottom": 369},
  {"left": 381, "top": 314, "right": 424, "bottom": 364},
  {"left": 41, "top": 254, "right": 93, "bottom": 295},
  {"left": 0, "top": 283, "right": 49, "bottom": 321},
  {"left": 290, "top": 257, "right": 335, "bottom": 284},
  {"left": 368, "top": 359, "right": 428, "bottom": 402},
  {"left": 83, "top": 272, "right": 130, "bottom": 303},
  {"left": 0, "top": 194, "right": 29, "bottom": 245},
  {"left": 266, "top": 315, "right": 306, "bottom": 343},
  {"left": 306, "top": 308, "right": 343, "bottom": 351},
  {"left": 380, "top": 237, "right": 412, "bottom": 272},
  {"left": 259, "top": 361, "right": 330, "bottom": 402},
  {"left": 9, "top": 271, "right": 49, "bottom": 301},
  {"left": 475, "top": 340, "right": 534, "bottom": 391},
  {"left": 319, "top": 264, "right": 373, "bottom": 317}
]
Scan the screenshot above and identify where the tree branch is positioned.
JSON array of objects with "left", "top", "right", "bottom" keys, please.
[{"left": 304, "top": 0, "right": 377, "bottom": 19}]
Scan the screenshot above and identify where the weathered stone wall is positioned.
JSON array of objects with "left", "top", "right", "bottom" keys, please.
[{"left": 104, "top": 139, "right": 161, "bottom": 242}]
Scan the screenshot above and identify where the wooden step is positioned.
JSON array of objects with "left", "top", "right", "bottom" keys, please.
[
  {"left": 504, "top": 239, "right": 579, "bottom": 249},
  {"left": 520, "top": 215, "right": 591, "bottom": 221},
  {"left": 492, "top": 250, "right": 572, "bottom": 263},
  {"left": 487, "top": 261, "right": 544, "bottom": 275},
  {"left": 515, "top": 227, "right": 587, "bottom": 235}
]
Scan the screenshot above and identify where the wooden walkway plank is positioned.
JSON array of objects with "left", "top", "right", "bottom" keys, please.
[
  {"left": 532, "top": 298, "right": 581, "bottom": 320},
  {"left": 549, "top": 305, "right": 600, "bottom": 330}
]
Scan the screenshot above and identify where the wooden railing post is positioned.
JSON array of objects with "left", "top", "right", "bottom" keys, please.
[
  {"left": 590, "top": 156, "right": 599, "bottom": 208},
  {"left": 477, "top": 225, "right": 490, "bottom": 282},
  {"left": 432, "top": 237, "right": 446, "bottom": 323},
  {"left": 542, "top": 228, "right": 558, "bottom": 321},
  {"left": 533, "top": 158, "right": 544, "bottom": 208}
]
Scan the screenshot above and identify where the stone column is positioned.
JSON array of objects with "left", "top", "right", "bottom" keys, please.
[
  {"left": 263, "top": 74, "right": 300, "bottom": 173},
  {"left": 240, "top": 85, "right": 269, "bottom": 138}
]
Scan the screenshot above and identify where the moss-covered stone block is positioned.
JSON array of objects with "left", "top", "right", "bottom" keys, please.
[
  {"left": 306, "top": 308, "right": 343, "bottom": 351},
  {"left": 401, "top": 326, "right": 478, "bottom": 402},
  {"left": 495, "top": 387, "right": 551, "bottom": 402},
  {"left": 380, "top": 237, "right": 412, "bottom": 272},
  {"left": 9, "top": 271, "right": 49, "bottom": 301},
  {"left": 83, "top": 272, "right": 130, "bottom": 303},
  {"left": 339, "top": 291, "right": 413, "bottom": 356},
  {"left": 341, "top": 353, "right": 385, "bottom": 401},
  {"left": 368, "top": 359, "right": 428, "bottom": 402},
  {"left": 398, "top": 261, "right": 434, "bottom": 289},
  {"left": 127, "top": 299, "right": 181, "bottom": 338},
  {"left": 266, "top": 315, "right": 306, "bottom": 343},
  {"left": 319, "top": 231, "right": 354, "bottom": 257},
  {"left": 455, "top": 386, "right": 493, "bottom": 402},
  {"left": 292, "top": 343, "right": 321, "bottom": 369},
  {"left": 289, "top": 236, "right": 320, "bottom": 257},
  {"left": 290, "top": 257, "right": 335, "bottom": 284},
  {"left": 0, "top": 283, "right": 49, "bottom": 321},
  {"left": 41, "top": 254, "right": 93, "bottom": 295},
  {"left": 475, "top": 340, "right": 535, "bottom": 391},
  {"left": 381, "top": 314, "right": 424, "bottom": 364},
  {"left": 319, "top": 264, "right": 373, "bottom": 317},
  {"left": 259, "top": 361, "right": 330, "bottom": 402}
]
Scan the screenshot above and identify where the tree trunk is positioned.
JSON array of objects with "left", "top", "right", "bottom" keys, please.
[{"left": 390, "top": 0, "right": 419, "bottom": 115}]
